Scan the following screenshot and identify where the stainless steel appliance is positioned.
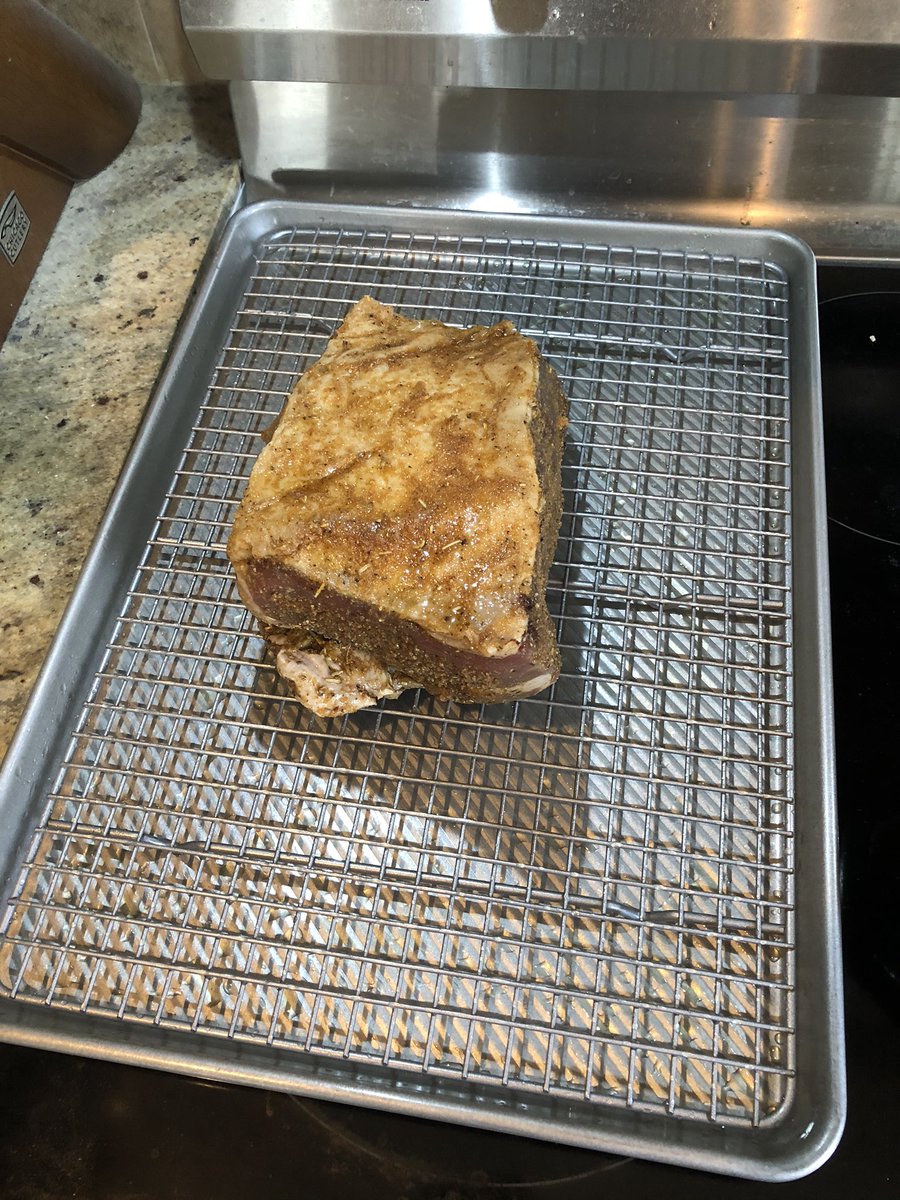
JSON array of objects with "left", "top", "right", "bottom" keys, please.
[{"left": 183, "top": 1, "right": 900, "bottom": 256}]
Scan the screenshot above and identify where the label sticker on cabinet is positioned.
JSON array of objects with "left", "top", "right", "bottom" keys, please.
[{"left": 0, "top": 192, "right": 30, "bottom": 265}]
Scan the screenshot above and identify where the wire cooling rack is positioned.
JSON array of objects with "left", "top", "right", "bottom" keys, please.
[{"left": 0, "top": 222, "right": 795, "bottom": 1132}]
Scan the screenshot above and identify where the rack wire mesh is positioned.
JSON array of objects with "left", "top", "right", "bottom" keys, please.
[{"left": 0, "top": 224, "right": 795, "bottom": 1129}]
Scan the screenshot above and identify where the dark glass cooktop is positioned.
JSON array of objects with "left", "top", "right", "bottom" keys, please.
[
  {"left": 1, "top": 263, "right": 898, "bottom": 1200},
  {"left": 818, "top": 270, "right": 900, "bottom": 1003}
]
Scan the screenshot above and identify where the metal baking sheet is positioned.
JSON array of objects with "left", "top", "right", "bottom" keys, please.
[{"left": 0, "top": 202, "right": 844, "bottom": 1180}]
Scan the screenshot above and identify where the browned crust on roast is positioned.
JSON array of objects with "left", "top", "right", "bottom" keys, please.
[
  {"left": 531, "top": 356, "right": 567, "bottom": 627},
  {"left": 228, "top": 300, "right": 568, "bottom": 707},
  {"left": 235, "top": 559, "right": 557, "bottom": 703}
]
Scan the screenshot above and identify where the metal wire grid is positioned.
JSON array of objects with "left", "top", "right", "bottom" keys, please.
[{"left": 0, "top": 225, "right": 794, "bottom": 1128}]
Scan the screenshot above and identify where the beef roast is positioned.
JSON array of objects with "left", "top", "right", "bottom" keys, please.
[{"left": 227, "top": 296, "right": 567, "bottom": 715}]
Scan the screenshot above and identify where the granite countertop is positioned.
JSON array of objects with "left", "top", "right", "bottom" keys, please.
[{"left": 0, "top": 83, "right": 240, "bottom": 759}]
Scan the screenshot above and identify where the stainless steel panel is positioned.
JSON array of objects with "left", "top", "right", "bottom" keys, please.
[
  {"left": 181, "top": 0, "right": 900, "bottom": 94},
  {"left": 0, "top": 202, "right": 843, "bottom": 1180},
  {"left": 231, "top": 82, "right": 900, "bottom": 259}
]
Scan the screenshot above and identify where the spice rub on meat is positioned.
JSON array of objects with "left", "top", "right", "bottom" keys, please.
[{"left": 227, "top": 296, "right": 568, "bottom": 716}]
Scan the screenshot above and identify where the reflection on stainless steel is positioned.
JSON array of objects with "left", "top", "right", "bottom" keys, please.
[
  {"left": 232, "top": 82, "right": 900, "bottom": 257},
  {"left": 234, "top": 83, "right": 442, "bottom": 188},
  {"left": 182, "top": 1, "right": 900, "bottom": 94},
  {"left": 181, "top": 1, "right": 900, "bottom": 254}
]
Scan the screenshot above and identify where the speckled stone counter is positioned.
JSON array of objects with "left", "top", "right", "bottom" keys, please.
[{"left": 0, "top": 83, "right": 240, "bottom": 758}]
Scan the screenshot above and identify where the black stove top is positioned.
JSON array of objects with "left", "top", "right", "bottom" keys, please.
[
  {"left": 1, "top": 262, "right": 898, "bottom": 1200},
  {"left": 818, "top": 269, "right": 900, "bottom": 1004}
]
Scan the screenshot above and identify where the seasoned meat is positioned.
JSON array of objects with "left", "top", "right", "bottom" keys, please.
[
  {"left": 263, "top": 626, "right": 417, "bottom": 719},
  {"left": 227, "top": 296, "right": 567, "bottom": 714}
]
